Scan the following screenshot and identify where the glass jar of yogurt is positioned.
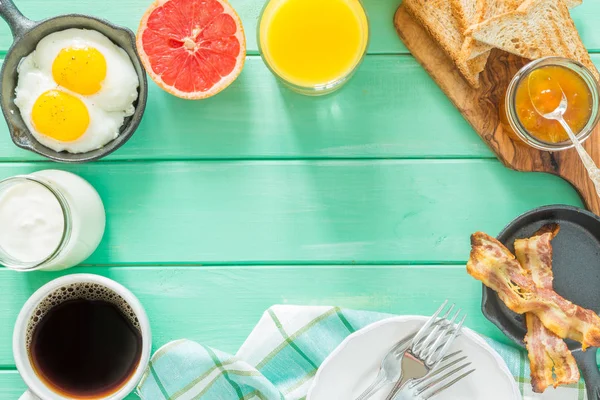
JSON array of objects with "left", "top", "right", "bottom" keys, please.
[{"left": 0, "top": 170, "right": 105, "bottom": 271}]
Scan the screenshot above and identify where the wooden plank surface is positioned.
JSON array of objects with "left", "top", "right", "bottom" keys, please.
[
  {"left": 0, "top": 161, "right": 580, "bottom": 265},
  {"left": 0, "top": 56, "right": 496, "bottom": 161},
  {"left": 0, "top": 265, "right": 513, "bottom": 367},
  {"left": 0, "top": 372, "right": 31, "bottom": 399}
]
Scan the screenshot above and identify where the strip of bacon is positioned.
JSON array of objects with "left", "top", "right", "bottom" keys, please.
[
  {"left": 515, "top": 225, "right": 579, "bottom": 393},
  {"left": 514, "top": 224, "right": 558, "bottom": 290},
  {"left": 525, "top": 314, "right": 580, "bottom": 391},
  {"left": 524, "top": 313, "right": 558, "bottom": 392},
  {"left": 467, "top": 231, "right": 600, "bottom": 349}
]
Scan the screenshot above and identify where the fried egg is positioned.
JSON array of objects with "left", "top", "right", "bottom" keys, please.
[{"left": 14, "top": 29, "right": 139, "bottom": 154}]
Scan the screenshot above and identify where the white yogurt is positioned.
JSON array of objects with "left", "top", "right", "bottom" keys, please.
[
  {"left": 0, "top": 181, "right": 64, "bottom": 263},
  {"left": 0, "top": 170, "right": 106, "bottom": 271}
]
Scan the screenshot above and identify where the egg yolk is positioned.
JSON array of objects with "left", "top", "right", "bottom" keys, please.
[
  {"left": 32, "top": 90, "right": 90, "bottom": 142},
  {"left": 52, "top": 46, "right": 107, "bottom": 95}
]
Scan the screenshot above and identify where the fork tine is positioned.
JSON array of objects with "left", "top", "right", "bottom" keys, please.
[
  {"left": 420, "top": 367, "right": 475, "bottom": 400},
  {"left": 426, "top": 313, "right": 466, "bottom": 366},
  {"left": 427, "top": 329, "right": 463, "bottom": 359},
  {"left": 411, "top": 301, "right": 448, "bottom": 348},
  {"left": 414, "top": 362, "right": 471, "bottom": 393},
  {"left": 440, "top": 350, "right": 462, "bottom": 362},
  {"left": 420, "top": 309, "right": 460, "bottom": 360},
  {"left": 418, "top": 355, "right": 468, "bottom": 382},
  {"left": 414, "top": 361, "right": 472, "bottom": 394},
  {"left": 410, "top": 319, "right": 445, "bottom": 352},
  {"left": 411, "top": 304, "right": 455, "bottom": 354},
  {"left": 415, "top": 305, "right": 454, "bottom": 356}
]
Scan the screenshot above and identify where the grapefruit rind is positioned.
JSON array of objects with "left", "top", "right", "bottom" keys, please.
[{"left": 136, "top": 0, "right": 246, "bottom": 100}]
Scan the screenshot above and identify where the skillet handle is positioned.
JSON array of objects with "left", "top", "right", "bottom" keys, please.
[
  {"left": 573, "top": 348, "right": 600, "bottom": 399},
  {"left": 0, "top": 0, "right": 35, "bottom": 39}
]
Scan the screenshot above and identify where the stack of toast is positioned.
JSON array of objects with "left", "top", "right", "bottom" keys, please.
[{"left": 403, "top": 0, "right": 598, "bottom": 88}]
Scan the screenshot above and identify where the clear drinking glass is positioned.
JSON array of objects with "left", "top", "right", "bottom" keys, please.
[
  {"left": 0, "top": 170, "right": 105, "bottom": 271},
  {"left": 0, "top": 176, "right": 71, "bottom": 270},
  {"left": 504, "top": 57, "right": 600, "bottom": 151},
  {"left": 257, "top": 0, "right": 370, "bottom": 95}
]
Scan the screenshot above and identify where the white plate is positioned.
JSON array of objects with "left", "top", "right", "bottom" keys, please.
[{"left": 307, "top": 316, "right": 520, "bottom": 400}]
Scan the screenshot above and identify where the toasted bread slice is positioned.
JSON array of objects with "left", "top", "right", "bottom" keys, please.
[
  {"left": 478, "top": 0, "right": 581, "bottom": 20},
  {"left": 563, "top": 0, "right": 583, "bottom": 8},
  {"left": 466, "top": 0, "right": 522, "bottom": 59},
  {"left": 466, "top": 0, "right": 582, "bottom": 59},
  {"left": 452, "top": 0, "right": 491, "bottom": 71},
  {"left": 467, "top": 0, "right": 597, "bottom": 79},
  {"left": 468, "top": 49, "right": 490, "bottom": 76},
  {"left": 452, "top": 0, "right": 484, "bottom": 33},
  {"left": 405, "top": 0, "right": 483, "bottom": 87}
]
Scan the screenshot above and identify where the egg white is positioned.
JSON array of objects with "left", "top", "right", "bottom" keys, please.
[
  {"left": 14, "top": 28, "right": 139, "bottom": 153},
  {"left": 33, "top": 28, "right": 139, "bottom": 113},
  {"left": 15, "top": 56, "right": 127, "bottom": 154}
]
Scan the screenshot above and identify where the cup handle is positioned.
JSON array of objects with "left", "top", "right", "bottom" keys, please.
[
  {"left": 0, "top": 0, "right": 36, "bottom": 39},
  {"left": 19, "top": 390, "right": 41, "bottom": 400}
]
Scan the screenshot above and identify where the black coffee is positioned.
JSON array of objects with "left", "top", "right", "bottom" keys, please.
[{"left": 29, "top": 295, "right": 142, "bottom": 397}]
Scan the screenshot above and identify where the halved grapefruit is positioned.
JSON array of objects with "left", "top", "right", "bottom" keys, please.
[{"left": 137, "top": 0, "right": 246, "bottom": 99}]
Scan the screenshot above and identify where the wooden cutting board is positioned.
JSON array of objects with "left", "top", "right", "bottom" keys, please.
[{"left": 394, "top": 4, "right": 600, "bottom": 216}]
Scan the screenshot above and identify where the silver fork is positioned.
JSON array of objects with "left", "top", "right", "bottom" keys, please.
[
  {"left": 355, "top": 332, "right": 460, "bottom": 400},
  {"left": 385, "top": 302, "right": 466, "bottom": 400},
  {"left": 393, "top": 354, "right": 475, "bottom": 400}
]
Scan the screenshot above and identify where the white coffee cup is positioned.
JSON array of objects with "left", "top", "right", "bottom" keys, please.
[{"left": 13, "top": 274, "right": 152, "bottom": 400}]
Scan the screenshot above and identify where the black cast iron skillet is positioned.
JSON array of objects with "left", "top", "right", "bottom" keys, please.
[
  {"left": 483, "top": 205, "right": 600, "bottom": 399},
  {"left": 0, "top": 0, "right": 148, "bottom": 163}
]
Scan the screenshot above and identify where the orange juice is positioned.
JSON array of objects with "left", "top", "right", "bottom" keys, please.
[{"left": 259, "top": 0, "right": 369, "bottom": 93}]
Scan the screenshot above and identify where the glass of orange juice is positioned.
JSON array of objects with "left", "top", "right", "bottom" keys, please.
[{"left": 258, "top": 0, "right": 369, "bottom": 95}]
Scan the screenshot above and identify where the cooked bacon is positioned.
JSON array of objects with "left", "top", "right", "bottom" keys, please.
[
  {"left": 467, "top": 231, "right": 600, "bottom": 349},
  {"left": 524, "top": 313, "right": 558, "bottom": 392},
  {"left": 514, "top": 224, "right": 559, "bottom": 290},
  {"left": 515, "top": 224, "right": 579, "bottom": 393},
  {"left": 525, "top": 314, "right": 580, "bottom": 392}
]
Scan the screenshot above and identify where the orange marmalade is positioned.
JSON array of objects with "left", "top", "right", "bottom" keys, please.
[{"left": 503, "top": 65, "right": 593, "bottom": 143}]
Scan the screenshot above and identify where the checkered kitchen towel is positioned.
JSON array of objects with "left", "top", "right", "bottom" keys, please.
[{"left": 137, "top": 305, "right": 588, "bottom": 400}]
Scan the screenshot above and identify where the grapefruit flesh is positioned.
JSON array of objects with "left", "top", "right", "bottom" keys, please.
[{"left": 137, "top": 0, "right": 246, "bottom": 99}]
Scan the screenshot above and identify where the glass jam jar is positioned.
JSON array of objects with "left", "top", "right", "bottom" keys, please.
[
  {"left": 0, "top": 170, "right": 105, "bottom": 271},
  {"left": 502, "top": 57, "right": 600, "bottom": 151}
]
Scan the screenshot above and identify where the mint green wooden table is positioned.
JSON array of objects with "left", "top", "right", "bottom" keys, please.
[{"left": 0, "top": 0, "right": 598, "bottom": 397}]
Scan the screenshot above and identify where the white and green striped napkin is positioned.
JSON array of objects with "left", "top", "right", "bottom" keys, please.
[{"left": 136, "top": 305, "right": 587, "bottom": 400}]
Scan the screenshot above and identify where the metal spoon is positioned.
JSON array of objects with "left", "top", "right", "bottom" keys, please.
[{"left": 528, "top": 69, "right": 600, "bottom": 198}]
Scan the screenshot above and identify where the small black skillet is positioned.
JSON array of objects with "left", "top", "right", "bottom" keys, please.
[
  {"left": 482, "top": 205, "right": 600, "bottom": 399},
  {"left": 0, "top": 0, "right": 148, "bottom": 163}
]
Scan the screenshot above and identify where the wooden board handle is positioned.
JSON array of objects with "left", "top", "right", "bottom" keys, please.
[{"left": 553, "top": 140, "right": 600, "bottom": 215}]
